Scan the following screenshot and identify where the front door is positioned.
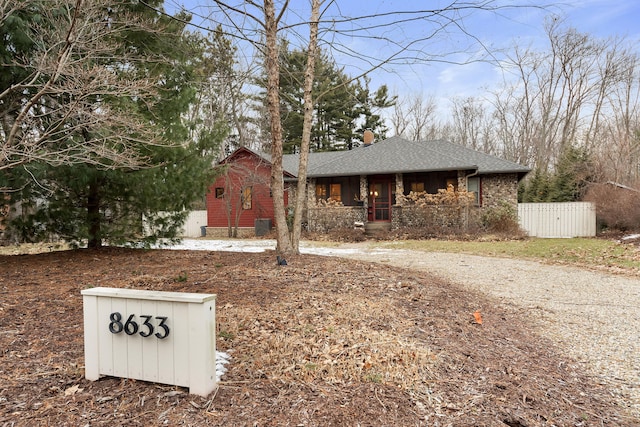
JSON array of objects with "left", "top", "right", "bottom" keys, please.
[{"left": 368, "top": 179, "right": 392, "bottom": 221}]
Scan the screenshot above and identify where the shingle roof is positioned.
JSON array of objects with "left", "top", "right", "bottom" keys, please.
[
  {"left": 223, "top": 146, "right": 301, "bottom": 177},
  {"left": 282, "top": 136, "right": 530, "bottom": 178}
]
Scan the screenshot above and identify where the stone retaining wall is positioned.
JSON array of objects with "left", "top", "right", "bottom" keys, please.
[
  {"left": 392, "top": 205, "right": 480, "bottom": 230},
  {"left": 307, "top": 206, "right": 366, "bottom": 233}
]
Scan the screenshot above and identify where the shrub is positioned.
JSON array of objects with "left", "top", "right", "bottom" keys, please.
[
  {"left": 399, "top": 185, "right": 478, "bottom": 233},
  {"left": 480, "top": 202, "right": 522, "bottom": 235},
  {"left": 314, "top": 198, "right": 344, "bottom": 207},
  {"left": 325, "top": 227, "right": 367, "bottom": 242},
  {"left": 404, "top": 185, "right": 475, "bottom": 207},
  {"left": 583, "top": 183, "right": 640, "bottom": 232}
]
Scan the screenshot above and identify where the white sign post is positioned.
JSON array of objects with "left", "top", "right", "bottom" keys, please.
[{"left": 81, "top": 287, "right": 217, "bottom": 396}]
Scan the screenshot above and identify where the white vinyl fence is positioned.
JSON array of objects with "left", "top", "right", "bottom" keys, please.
[
  {"left": 517, "top": 202, "right": 596, "bottom": 238},
  {"left": 144, "top": 210, "right": 208, "bottom": 238},
  {"left": 181, "top": 210, "right": 208, "bottom": 237}
]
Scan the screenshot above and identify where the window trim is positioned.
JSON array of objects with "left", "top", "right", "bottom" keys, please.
[
  {"left": 467, "top": 176, "right": 481, "bottom": 206},
  {"left": 241, "top": 187, "right": 252, "bottom": 210}
]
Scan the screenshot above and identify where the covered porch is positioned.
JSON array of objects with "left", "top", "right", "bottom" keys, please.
[{"left": 306, "top": 170, "right": 476, "bottom": 233}]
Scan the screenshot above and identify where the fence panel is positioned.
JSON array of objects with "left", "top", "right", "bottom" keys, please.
[
  {"left": 517, "top": 202, "right": 596, "bottom": 238},
  {"left": 144, "top": 210, "right": 208, "bottom": 238},
  {"left": 181, "top": 210, "right": 208, "bottom": 237}
]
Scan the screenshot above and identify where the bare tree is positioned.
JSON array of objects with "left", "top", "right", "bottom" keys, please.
[
  {"left": 1, "top": 0, "right": 181, "bottom": 175},
  {"left": 391, "top": 94, "right": 439, "bottom": 141},
  {"left": 590, "top": 47, "right": 640, "bottom": 183},
  {"left": 200, "top": 1, "right": 542, "bottom": 255},
  {"left": 261, "top": 0, "right": 294, "bottom": 254},
  {"left": 490, "top": 44, "right": 540, "bottom": 165},
  {"left": 389, "top": 97, "right": 411, "bottom": 138},
  {"left": 449, "top": 96, "right": 496, "bottom": 153},
  {"left": 491, "top": 19, "right": 618, "bottom": 171},
  {"left": 289, "top": 0, "right": 321, "bottom": 251},
  {"left": 186, "top": 27, "right": 260, "bottom": 158}
]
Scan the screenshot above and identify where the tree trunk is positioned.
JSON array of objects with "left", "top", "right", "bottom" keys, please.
[
  {"left": 291, "top": 0, "right": 320, "bottom": 250},
  {"left": 87, "top": 177, "right": 102, "bottom": 249},
  {"left": 264, "top": 0, "right": 294, "bottom": 255}
]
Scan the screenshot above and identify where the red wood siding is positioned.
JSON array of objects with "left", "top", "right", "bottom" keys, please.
[{"left": 206, "top": 149, "right": 288, "bottom": 228}]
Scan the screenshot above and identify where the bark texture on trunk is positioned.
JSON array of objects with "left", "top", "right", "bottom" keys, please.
[
  {"left": 291, "top": 0, "right": 320, "bottom": 250},
  {"left": 264, "top": 0, "right": 294, "bottom": 255}
]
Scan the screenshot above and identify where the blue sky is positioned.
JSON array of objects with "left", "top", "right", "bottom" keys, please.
[{"left": 165, "top": 0, "right": 640, "bottom": 101}]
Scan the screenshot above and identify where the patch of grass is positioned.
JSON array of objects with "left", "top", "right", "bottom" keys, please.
[
  {"left": 379, "top": 238, "right": 640, "bottom": 271},
  {"left": 218, "top": 330, "right": 235, "bottom": 341},
  {"left": 173, "top": 272, "right": 188, "bottom": 282},
  {"left": 363, "top": 373, "right": 383, "bottom": 383}
]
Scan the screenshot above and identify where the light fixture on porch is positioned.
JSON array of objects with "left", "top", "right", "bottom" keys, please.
[{"left": 369, "top": 190, "right": 379, "bottom": 197}]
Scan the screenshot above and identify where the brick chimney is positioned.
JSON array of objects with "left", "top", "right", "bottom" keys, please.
[{"left": 363, "top": 130, "right": 374, "bottom": 146}]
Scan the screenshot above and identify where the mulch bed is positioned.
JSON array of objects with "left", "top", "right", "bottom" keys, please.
[{"left": 0, "top": 247, "right": 635, "bottom": 426}]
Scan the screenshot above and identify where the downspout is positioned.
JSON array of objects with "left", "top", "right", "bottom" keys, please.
[
  {"left": 464, "top": 167, "right": 479, "bottom": 190},
  {"left": 464, "top": 167, "right": 480, "bottom": 229}
]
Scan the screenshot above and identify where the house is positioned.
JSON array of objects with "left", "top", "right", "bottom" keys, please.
[
  {"left": 206, "top": 147, "right": 292, "bottom": 237},
  {"left": 206, "top": 136, "right": 530, "bottom": 235}
]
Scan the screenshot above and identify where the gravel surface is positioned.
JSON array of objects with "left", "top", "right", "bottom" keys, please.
[
  {"left": 168, "top": 239, "right": 640, "bottom": 418},
  {"left": 327, "top": 245, "right": 640, "bottom": 419}
]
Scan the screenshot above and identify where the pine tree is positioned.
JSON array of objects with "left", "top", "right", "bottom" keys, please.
[
  {"left": 353, "top": 77, "right": 396, "bottom": 148},
  {"left": 521, "top": 169, "right": 552, "bottom": 202},
  {"left": 549, "top": 146, "right": 592, "bottom": 202},
  {"left": 520, "top": 146, "right": 593, "bottom": 203},
  {"left": 2, "top": 1, "right": 224, "bottom": 247},
  {"left": 257, "top": 43, "right": 394, "bottom": 153}
]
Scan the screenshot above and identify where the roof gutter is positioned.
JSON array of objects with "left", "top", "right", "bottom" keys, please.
[{"left": 464, "top": 167, "right": 480, "bottom": 188}]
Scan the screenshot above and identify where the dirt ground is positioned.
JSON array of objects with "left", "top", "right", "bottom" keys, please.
[{"left": 0, "top": 247, "right": 637, "bottom": 426}]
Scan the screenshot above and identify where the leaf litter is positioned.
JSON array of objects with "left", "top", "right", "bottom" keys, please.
[{"left": 0, "top": 247, "right": 636, "bottom": 426}]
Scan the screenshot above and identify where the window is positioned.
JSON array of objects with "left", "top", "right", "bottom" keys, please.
[
  {"left": 315, "top": 184, "right": 327, "bottom": 199},
  {"left": 242, "top": 187, "right": 252, "bottom": 210},
  {"left": 467, "top": 177, "right": 480, "bottom": 205},
  {"left": 316, "top": 181, "right": 344, "bottom": 202},
  {"left": 410, "top": 182, "right": 425, "bottom": 192},
  {"left": 329, "top": 183, "right": 341, "bottom": 202},
  {"left": 215, "top": 187, "right": 224, "bottom": 199}
]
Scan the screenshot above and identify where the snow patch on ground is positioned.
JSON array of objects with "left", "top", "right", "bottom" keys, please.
[
  {"left": 216, "top": 351, "right": 231, "bottom": 382},
  {"left": 162, "top": 238, "right": 389, "bottom": 257}
]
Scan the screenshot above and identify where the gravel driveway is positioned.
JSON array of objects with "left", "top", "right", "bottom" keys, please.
[
  {"left": 170, "top": 239, "right": 640, "bottom": 417},
  {"left": 327, "top": 245, "right": 640, "bottom": 418}
]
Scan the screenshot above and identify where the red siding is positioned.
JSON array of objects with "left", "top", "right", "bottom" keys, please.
[{"left": 206, "top": 149, "right": 288, "bottom": 229}]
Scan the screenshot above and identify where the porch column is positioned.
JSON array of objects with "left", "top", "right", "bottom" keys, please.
[
  {"left": 457, "top": 171, "right": 466, "bottom": 190},
  {"left": 395, "top": 173, "right": 404, "bottom": 205},
  {"left": 359, "top": 175, "right": 368, "bottom": 208},
  {"left": 307, "top": 178, "right": 316, "bottom": 205}
]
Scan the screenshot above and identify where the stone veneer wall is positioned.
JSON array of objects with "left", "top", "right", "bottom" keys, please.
[
  {"left": 480, "top": 173, "right": 519, "bottom": 209},
  {"left": 392, "top": 205, "right": 480, "bottom": 230},
  {"left": 303, "top": 173, "right": 520, "bottom": 233},
  {"left": 205, "top": 227, "right": 256, "bottom": 238},
  {"left": 307, "top": 207, "right": 366, "bottom": 233}
]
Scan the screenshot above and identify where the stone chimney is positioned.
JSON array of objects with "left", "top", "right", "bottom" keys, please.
[{"left": 363, "top": 130, "right": 374, "bottom": 146}]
